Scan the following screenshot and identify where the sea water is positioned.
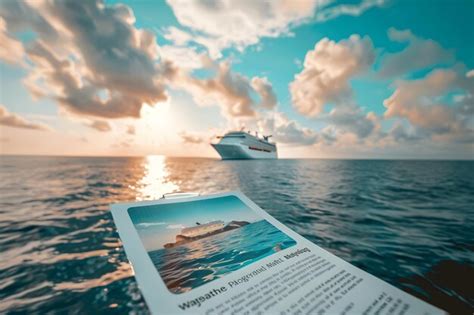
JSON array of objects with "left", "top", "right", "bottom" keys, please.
[
  {"left": 0, "top": 156, "right": 473, "bottom": 313},
  {"left": 149, "top": 220, "right": 296, "bottom": 294}
]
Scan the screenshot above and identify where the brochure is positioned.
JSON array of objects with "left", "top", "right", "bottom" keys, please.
[{"left": 110, "top": 191, "right": 446, "bottom": 314}]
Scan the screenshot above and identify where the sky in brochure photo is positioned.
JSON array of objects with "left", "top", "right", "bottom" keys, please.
[
  {"left": 129, "top": 195, "right": 261, "bottom": 251},
  {"left": 0, "top": 0, "right": 473, "bottom": 159}
]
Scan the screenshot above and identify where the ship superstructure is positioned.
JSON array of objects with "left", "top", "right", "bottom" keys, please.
[
  {"left": 180, "top": 221, "right": 225, "bottom": 238},
  {"left": 211, "top": 131, "right": 277, "bottom": 160}
]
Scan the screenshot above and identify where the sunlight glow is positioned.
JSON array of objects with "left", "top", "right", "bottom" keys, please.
[
  {"left": 140, "top": 101, "right": 172, "bottom": 127},
  {"left": 136, "top": 155, "right": 179, "bottom": 200}
]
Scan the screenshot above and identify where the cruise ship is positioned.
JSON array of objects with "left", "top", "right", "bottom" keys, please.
[
  {"left": 211, "top": 131, "right": 277, "bottom": 160},
  {"left": 180, "top": 221, "right": 225, "bottom": 238},
  {"left": 163, "top": 220, "right": 250, "bottom": 248}
]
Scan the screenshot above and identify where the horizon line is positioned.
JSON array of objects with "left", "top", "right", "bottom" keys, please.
[{"left": 0, "top": 153, "right": 473, "bottom": 161}]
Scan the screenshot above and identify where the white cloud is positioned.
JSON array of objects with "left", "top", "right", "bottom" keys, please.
[
  {"left": 166, "top": 0, "right": 321, "bottom": 58},
  {"left": 167, "top": 224, "right": 185, "bottom": 229},
  {"left": 157, "top": 44, "right": 203, "bottom": 69},
  {"left": 0, "top": 0, "right": 172, "bottom": 119},
  {"left": 2, "top": 0, "right": 283, "bottom": 145},
  {"left": 163, "top": 26, "right": 192, "bottom": 46},
  {"left": 326, "top": 106, "right": 378, "bottom": 139},
  {"left": 0, "top": 17, "right": 25, "bottom": 65},
  {"left": 166, "top": 0, "right": 386, "bottom": 58},
  {"left": 137, "top": 222, "right": 167, "bottom": 228},
  {"left": 383, "top": 68, "right": 474, "bottom": 142},
  {"left": 379, "top": 28, "right": 454, "bottom": 77},
  {"left": 0, "top": 105, "right": 51, "bottom": 131},
  {"left": 250, "top": 77, "right": 278, "bottom": 110},
  {"left": 179, "top": 131, "right": 207, "bottom": 144},
  {"left": 388, "top": 121, "right": 422, "bottom": 142},
  {"left": 314, "top": 0, "right": 386, "bottom": 22},
  {"left": 290, "top": 34, "right": 375, "bottom": 116},
  {"left": 178, "top": 57, "right": 278, "bottom": 120},
  {"left": 257, "top": 112, "right": 319, "bottom": 146},
  {"left": 87, "top": 120, "right": 112, "bottom": 132},
  {"left": 268, "top": 33, "right": 384, "bottom": 146}
]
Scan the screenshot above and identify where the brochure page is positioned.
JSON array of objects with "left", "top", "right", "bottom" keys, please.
[{"left": 110, "top": 191, "right": 446, "bottom": 315}]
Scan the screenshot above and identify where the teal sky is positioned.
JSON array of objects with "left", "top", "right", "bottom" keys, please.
[
  {"left": 0, "top": 0, "right": 473, "bottom": 158},
  {"left": 129, "top": 195, "right": 261, "bottom": 251}
]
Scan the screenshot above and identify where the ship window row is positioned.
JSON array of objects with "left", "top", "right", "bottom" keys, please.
[
  {"left": 248, "top": 146, "right": 272, "bottom": 153},
  {"left": 224, "top": 135, "right": 246, "bottom": 138}
]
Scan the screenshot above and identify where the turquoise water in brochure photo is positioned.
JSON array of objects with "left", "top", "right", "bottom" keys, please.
[
  {"left": 148, "top": 220, "right": 296, "bottom": 294},
  {"left": 0, "top": 156, "right": 473, "bottom": 313}
]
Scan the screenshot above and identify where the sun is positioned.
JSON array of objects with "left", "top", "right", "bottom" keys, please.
[{"left": 140, "top": 100, "right": 172, "bottom": 125}]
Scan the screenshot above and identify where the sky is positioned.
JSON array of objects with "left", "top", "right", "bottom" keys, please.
[
  {"left": 129, "top": 195, "right": 261, "bottom": 251},
  {"left": 0, "top": 0, "right": 473, "bottom": 159}
]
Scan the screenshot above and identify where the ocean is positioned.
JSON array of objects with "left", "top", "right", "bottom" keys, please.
[
  {"left": 149, "top": 220, "right": 296, "bottom": 294},
  {"left": 0, "top": 156, "right": 473, "bottom": 313}
]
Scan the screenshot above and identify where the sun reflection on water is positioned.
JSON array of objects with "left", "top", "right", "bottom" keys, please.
[{"left": 136, "top": 155, "right": 179, "bottom": 200}]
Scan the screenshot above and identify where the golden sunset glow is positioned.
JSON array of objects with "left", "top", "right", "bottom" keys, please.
[{"left": 136, "top": 155, "right": 179, "bottom": 200}]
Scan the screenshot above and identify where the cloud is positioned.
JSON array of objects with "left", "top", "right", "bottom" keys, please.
[
  {"left": 112, "top": 140, "right": 133, "bottom": 148},
  {"left": 166, "top": 0, "right": 320, "bottom": 58},
  {"left": 163, "top": 26, "right": 193, "bottom": 46},
  {"left": 1, "top": 0, "right": 172, "bottom": 119},
  {"left": 137, "top": 222, "right": 166, "bottom": 228},
  {"left": 0, "top": 105, "right": 51, "bottom": 131},
  {"left": 87, "top": 120, "right": 112, "bottom": 132},
  {"left": 0, "top": 1, "right": 58, "bottom": 42},
  {"left": 127, "top": 125, "right": 135, "bottom": 135},
  {"left": 379, "top": 28, "right": 454, "bottom": 77},
  {"left": 179, "top": 57, "right": 278, "bottom": 119},
  {"left": 0, "top": 17, "right": 24, "bottom": 65},
  {"left": 291, "top": 105, "right": 383, "bottom": 147},
  {"left": 251, "top": 77, "right": 278, "bottom": 109},
  {"left": 2, "top": 0, "right": 282, "bottom": 147},
  {"left": 182, "top": 112, "right": 320, "bottom": 148},
  {"left": 314, "top": 0, "right": 386, "bottom": 22},
  {"left": 157, "top": 44, "right": 203, "bottom": 69},
  {"left": 167, "top": 224, "right": 185, "bottom": 229},
  {"left": 179, "top": 131, "right": 206, "bottom": 144},
  {"left": 290, "top": 34, "right": 375, "bottom": 116},
  {"left": 258, "top": 113, "right": 319, "bottom": 146},
  {"left": 383, "top": 68, "right": 474, "bottom": 141},
  {"left": 326, "top": 106, "right": 378, "bottom": 139},
  {"left": 388, "top": 121, "right": 422, "bottom": 142},
  {"left": 166, "top": 0, "right": 385, "bottom": 58},
  {"left": 288, "top": 34, "right": 386, "bottom": 145}
]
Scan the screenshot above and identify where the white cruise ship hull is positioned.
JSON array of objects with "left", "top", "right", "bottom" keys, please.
[
  {"left": 212, "top": 143, "right": 277, "bottom": 160},
  {"left": 211, "top": 131, "right": 277, "bottom": 160}
]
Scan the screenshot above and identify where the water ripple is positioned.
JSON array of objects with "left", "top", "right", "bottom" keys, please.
[{"left": 0, "top": 157, "right": 473, "bottom": 313}]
